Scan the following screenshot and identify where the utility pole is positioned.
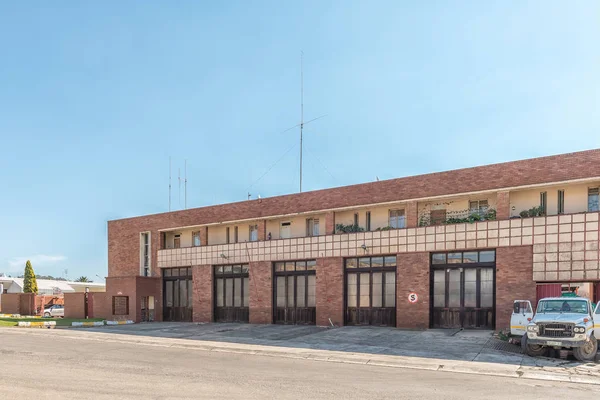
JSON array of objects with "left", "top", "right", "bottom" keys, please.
[
  {"left": 300, "top": 51, "right": 304, "bottom": 193},
  {"left": 169, "top": 157, "right": 172, "bottom": 211},
  {"left": 184, "top": 159, "right": 187, "bottom": 209}
]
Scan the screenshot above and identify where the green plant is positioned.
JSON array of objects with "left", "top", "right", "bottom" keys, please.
[
  {"left": 335, "top": 223, "right": 365, "bottom": 233},
  {"left": 375, "top": 226, "right": 393, "bottom": 231},
  {"left": 23, "top": 260, "right": 38, "bottom": 294},
  {"left": 418, "top": 214, "right": 430, "bottom": 227},
  {"left": 520, "top": 206, "right": 545, "bottom": 218}
]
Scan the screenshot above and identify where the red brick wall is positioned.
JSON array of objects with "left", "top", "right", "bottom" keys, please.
[
  {"left": 91, "top": 292, "right": 112, "bottom": 320},
  {"left": 406, "top": 201, "right": 418, "bottom": 228},
  {"left": 19, "top": 293, "right": 35, "bottom": 316},
  {"left": 192, "top": 265, "right": 212, "bottom": 323},
  {"left": 496, "top": 246, "right": 536, "bottom": 331},
  {"left": 64, "top": 293, "right": 86, "bottom": 319},
  {"left": 108, "top": 149, "right": 600, "bottom": 278},
  {"left": 249, "top": 261, "right": 272, "bottom": 324},
  {"left": 316, "top": 257, "right": 344, "bottom": 326},
  {"left": 496, "top": 191, "right": 510, "bottom": 220},
  {"left": 0, "top": 294, "right": 20, "bottom": 314},
  {"left": 396, "top": 252, "right": 430, "bottom": 329},
  {"left": 136, "top": 277, "right": 162, "bottom": 322},
  {"left": 325, "top": 211, "right": 335, "bottom": 235},
  {"left": 257, "top": 220, "right": 267, "bottom": 241}
]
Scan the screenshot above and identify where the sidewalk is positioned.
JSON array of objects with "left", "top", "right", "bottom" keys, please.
[{"left": 6, "top": 323, "right": 600, "bottom": 384}]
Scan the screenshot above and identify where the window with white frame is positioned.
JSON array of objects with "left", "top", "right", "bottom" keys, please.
[
  {"left": 192, "top": 231, "right": 201, "bottom": 247},
  {"left": 389, "top": 209, "right": 405, "bottom": 229},
  {"left": 249, "top": 224, "right": 258, "bottom": 242},
  {"left": 469, "top": 200, "right": 488, "bottom": 216},
  {"left": 140, "top": 232, "right": 151, "bottom": 277},
  {"left": 306, "top": 218, "right": 320, "bottom": 236}
]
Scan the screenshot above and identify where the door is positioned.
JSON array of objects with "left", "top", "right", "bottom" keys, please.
[
  {"left": 280, "top": 222, "right": 291, "bottom": 239},
  {"left": 214, "top": 265, "right": 249, "bottom": 323},
  {"left": 345, "top": 256, "right": 396, "bottom": 327},
  {"left": 431, "top": 250, "right": 496, "bottom": 329},
  {"left": 510, "top": 300, "right": 533, "bottom": 336},
  {"left": 273, "top": 261, "right": 316, "bottom": 325},
  {"left": 163, "top": 267, "right": 193, "bottom": 322}
]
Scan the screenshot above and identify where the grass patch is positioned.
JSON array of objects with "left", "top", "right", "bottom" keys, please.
[{"left": 0, "top": 317, "right": 105, "bottom": 327}]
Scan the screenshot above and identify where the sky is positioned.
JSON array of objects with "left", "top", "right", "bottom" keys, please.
[{"left": 0, "top": 1, "right": 599, "bottom": 280}]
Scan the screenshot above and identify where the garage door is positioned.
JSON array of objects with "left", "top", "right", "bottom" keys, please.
[
  {"left": 163, "top": 267, "right": 193, "bottom": 322},
  {"left": 273, "top": 260, "right": 316, "bottom": 325},
  {"left": 345, "top": 256, "right": 396, "bottom": 327},
  {"left": 214, "top": 265, "right": 249, "bottom": 323}
]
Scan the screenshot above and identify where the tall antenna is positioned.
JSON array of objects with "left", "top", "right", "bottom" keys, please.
[
  {"left": 169, "top": 157, "right": 172, "bottom": 211},
  {"left": 299, "top": 51, "right": 304, "bottom": 193},
  {"left": 184, "top": 159, "right": 187, "bottom": 209}
]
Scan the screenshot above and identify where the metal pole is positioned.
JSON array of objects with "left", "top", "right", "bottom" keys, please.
[{"left": 300, "top": 51, "right": 304, "bottom": 193}]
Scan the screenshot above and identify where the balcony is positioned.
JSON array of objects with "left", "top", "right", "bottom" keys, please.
[{"left": 417, "top": 208, "right": 497, "bottom": 227}]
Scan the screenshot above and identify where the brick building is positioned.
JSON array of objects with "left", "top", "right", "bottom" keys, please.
[{"left": 104, "top": 149, "right": 600, "bottom": 330}]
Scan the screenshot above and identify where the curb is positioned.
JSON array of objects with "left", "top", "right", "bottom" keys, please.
[
  {"left": 106, "top": 320, "right": 134, "bottom": 325},
  {"left": 17, "top": 321, "right": 56, "bottom": 328},
  {"left": 72, "top": 321, "right": 105, "bottom": 327}
]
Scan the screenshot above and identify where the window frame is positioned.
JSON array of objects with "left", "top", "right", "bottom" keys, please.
[
  {"left": 192, "top": 231, "right": 201, "bottom": 247},
  {"left": 249, "top": 224, "right": 258, "bottom": 242},
  {"left": 306, "top": 218, "right": 320, "bottom": 237},
  {"left": 588, "top": 188, "right": 599, "bottom": 212},
  {"left": 140, "top": 232, "right": 151, "bottom": 277},
  {"left": 540, "top": 191, "right": 547, "bottom": 215},
  {"left": 469, "top": 200, "right": 489, "bottom": 216},
  {"left": 558, "top": 189, "right": 565, "bottom": 215},
  {"left": 389, "top": 209, "right": 405, "bottom": 229},
  {"left": 226, "top": 227, "right": 230, "bottom": 244},
  {"left": 366, "top": 211, "right": 371, "bottom": 231}
]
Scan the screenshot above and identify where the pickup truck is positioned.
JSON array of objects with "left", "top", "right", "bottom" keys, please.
[{"left": 511, "top": 297, "right": 599, "bottom": 361}]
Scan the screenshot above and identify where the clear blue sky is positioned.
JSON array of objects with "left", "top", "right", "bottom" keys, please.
[{"left": 0, "top": 1, "right": 598, "bottom": 280}]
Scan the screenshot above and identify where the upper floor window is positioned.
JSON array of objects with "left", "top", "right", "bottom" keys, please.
[
  {"left": 234, "top": 226, "right": 239, "bottom": 243},
  {"left": 558, "top": 190, "right": 565, "bottom": 215},
  {"left": 366, "top": 211, "right": 372, "bottom": 231},
  {"left": 540, "top": 192, "right": 547, "bottom": 215},
  {"left": 389, "top": 209, "right": 405, "bottom": 229},
  {"left": 174, "top": 234, "right": 181, "bottom": 249},
  {"left": 192, "top": 231, "right": 201, "bottom": 247},
  {"left": 226, "top": 227, "right": 231, "bottom": 244},
  {"left": 249, "top": 224, "right": 258, "bottom": 242},
  {"left": 306, "top": 218, "right": 320, "bottom": 237},
  {"left": 469, "top": 200, "right": 488, "bottom": 216},
  {"left": 140, "top": 232, "right": 150, "bottom": 277},
  {"left": 589, "top": 188, "right": 599, "bottom": 212}
]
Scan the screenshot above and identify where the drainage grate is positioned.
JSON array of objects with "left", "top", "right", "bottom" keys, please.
[{"left": 485, "top": 338, "right": 523, "bottom": 354}]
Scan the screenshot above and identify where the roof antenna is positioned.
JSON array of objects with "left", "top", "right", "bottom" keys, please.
[
  {"left": 247, "top": 192, "right": 251, "bottom": 200},
  {"left": 376, "top": 176, "right": 380, "bottom": 181},
  {"left": 169, "top": 157, "right": 172, "bottom": 211}
]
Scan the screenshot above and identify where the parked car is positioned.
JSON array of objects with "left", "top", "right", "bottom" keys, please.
[
  {"left": 513, "top": 297, "right": 599, "bottom": 361},
  {"left": 43, "top": 304, "right": 64, "bottom": 318}
]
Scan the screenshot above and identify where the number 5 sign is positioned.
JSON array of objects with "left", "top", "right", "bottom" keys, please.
[{"left": 408, "top": 292, "right": 418, "bottom": 303}]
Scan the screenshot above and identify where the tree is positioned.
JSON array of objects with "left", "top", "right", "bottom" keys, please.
[
  {"left": 23, "top": 260, "right": 38, "bottom": 294},
  {"left": 75, "top": 276, "right": 90, "bottom": 282}
]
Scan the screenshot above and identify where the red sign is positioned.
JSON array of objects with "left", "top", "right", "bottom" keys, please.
[{"left": 408, "top": 292, "right": 418, "bottom": 303}]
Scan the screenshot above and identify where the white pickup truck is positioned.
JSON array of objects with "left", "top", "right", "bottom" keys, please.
[{"left": 511, "top": 297, "right": 599, "bottom": 361}]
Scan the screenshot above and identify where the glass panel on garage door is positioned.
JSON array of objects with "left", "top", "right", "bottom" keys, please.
[
  {"left": 430, "top": 251, "right": 495, "bottom": 329},
  {"left": 214, "top": 265, "right": 249, "bottom": 323},
  {"left": 163, "top": 267, "right": 193, "bottom": 322},
  {"left": 345, "top": 256, "right": 396, "bottom": 327},
  {"left": 273, "top": 260, "right": 316, "bottom": 325}
]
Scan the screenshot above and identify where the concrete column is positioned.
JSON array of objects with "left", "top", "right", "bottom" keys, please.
[
  {"left": 249, "top": 261, "right": 272, "bottom": 323},
  {"left": 496, "top": 191, "right": 510, "bottom": 220},
  {"left": 192, "top": 265, "right": 213, "bottom": 323},
  {"left": 199, "top": 227, "right": 209, "bottom": 246},
  {"left": 396, "top": 252, "right": 429, "bottom": 329},
  {"left": 406, "top": 201, "right": 419, "bottom": 228},
  {"left": 325, "top": 211, "right": 335, "bottom": 235},
  {"left": 316, "top": 257, "right": 344, "bottom": 326},
  {"left": 257, "top": 219, "right": 267, "bottom": 241}
]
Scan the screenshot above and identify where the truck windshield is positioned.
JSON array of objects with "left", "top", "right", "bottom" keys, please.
[{"left": 537, "top": 300, "right": 588, "bottom": 314}]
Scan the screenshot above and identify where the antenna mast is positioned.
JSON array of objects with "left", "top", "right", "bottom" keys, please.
[
  {"left": 299, "top": 51, "right": 304, "bottom": 193},
  {"left": 169, "top": 157, "right": 172, "bottom": 211},
  {"left": 184, "top": 159, "right": 187, "bottom": 209}
]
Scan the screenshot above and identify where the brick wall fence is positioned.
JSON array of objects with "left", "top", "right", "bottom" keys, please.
[{"left": 64, "top": 293, "right": 86, "bottom": 319}]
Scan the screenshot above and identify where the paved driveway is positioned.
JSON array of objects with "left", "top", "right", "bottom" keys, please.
[{"left": 87, "top": 322, "right": 570, "bottom": 367}]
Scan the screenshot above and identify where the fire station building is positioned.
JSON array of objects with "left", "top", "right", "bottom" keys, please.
[{"left": 105, "top": 149, "right": 600, "bottom": 331}]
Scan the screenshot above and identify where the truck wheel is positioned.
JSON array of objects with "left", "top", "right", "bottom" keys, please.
[
  {"left": 522, "top": 334, "right": 547, "bottom": 357},
  {"left": 573, "top": 336, "right": 598, "bottom": 362}
]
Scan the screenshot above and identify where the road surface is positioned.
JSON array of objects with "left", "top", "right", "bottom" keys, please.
[{"left": 0, "top": 328, "right": 597, "bottom": 399}]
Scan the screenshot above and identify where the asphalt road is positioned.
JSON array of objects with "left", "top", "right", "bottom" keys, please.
[{"left": 0, "top": 329, "right": 597, "bottom": 400}]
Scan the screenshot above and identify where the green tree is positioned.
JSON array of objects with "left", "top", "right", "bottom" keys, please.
[
  {"left": 23, "top": 260, "right": 38, "bottom": 294},
  {"left": 75, "top": 276, "right": 89, "bottom": 282}
]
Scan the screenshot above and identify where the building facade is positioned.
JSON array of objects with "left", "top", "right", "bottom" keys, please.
[{"left": 105, "top": 149, "right": 600, "bottom": 330}]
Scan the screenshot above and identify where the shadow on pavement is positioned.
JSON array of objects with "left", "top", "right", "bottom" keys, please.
[{"left": 86, "top": 322, "right": 590, "bottom": 369}]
